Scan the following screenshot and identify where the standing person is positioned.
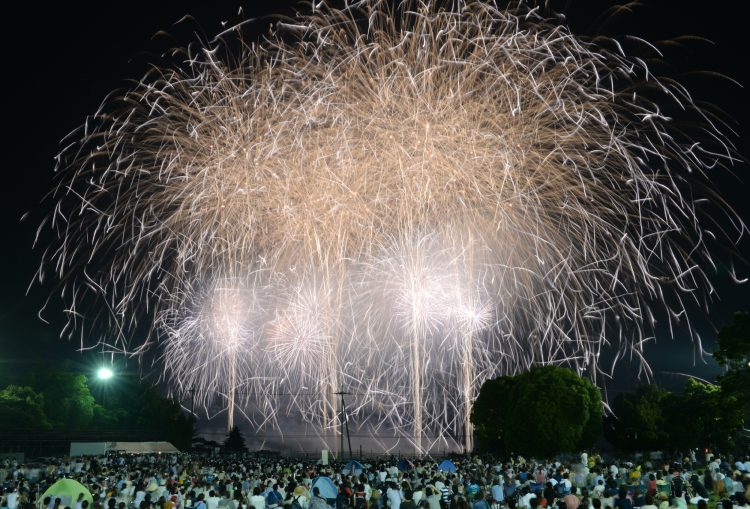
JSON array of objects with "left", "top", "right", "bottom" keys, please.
[
  {"left": 6, "top": 489, "right": 18, "bottom": 509},
  {"left": 471, "top": 494, "right": 489, "bottom": 509},
  {"left": 249, "top": 489, "right": 265, "bottom": 509},
  {"left": 400, "top": 491, "right": 416, "bottom": 509},
  {"left": 562, "top": 487, "right": 580, "bottom": 509},
  {"left": 336, "top": 486, "right": 352, "bottom": 509},
  {"left": 207, "top": 491, "right": 221, "bottom": 509},
  {"left": 424, "top": 488, "right": 440, "bottom": 509},
  {"left": 387, "top": 484, "right": 402, "bottom": 509},
  {"left": 354, "top": 485, "right": 368, "bottom": 509},
  {"left": 309, "top": 488, "right": 328, "bottom": 509},
  {"left": 542, "top": 483, "right": 555, "bottom": 509},
  {"left": 613, "top": 488, "right": 632, "bottom": 509},
  {"left": 268, "top": 487, "right": 283, "bottom": 509},
  {"left": 640, "top": 494, "right": 657, "bottom": 509}
]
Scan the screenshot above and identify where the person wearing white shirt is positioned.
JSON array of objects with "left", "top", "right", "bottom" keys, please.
[
  {"left": 413, "top": 487, "right": 424, "bottom": 506},
  {"left": 249, "top": 488, "right": 266, "bottom": 509},
  {"left": 6, "top": 490, "right": 18, "bottom": 509},
  {"left": 518, "top": 491, "right": 537, "bottom": 509},
  {"left": 387, "top": 483, "right": 402, "bottom": 509},
  {"left": 207, "top": 491, "right": 221, "bottom": 509}
]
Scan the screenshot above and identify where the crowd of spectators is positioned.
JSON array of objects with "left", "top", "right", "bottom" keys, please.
[{"left": 0, "top": 450, "right": 748, "bottom": 509}]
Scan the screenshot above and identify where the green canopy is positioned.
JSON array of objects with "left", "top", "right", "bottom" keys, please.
[{"left": 39, "top": 479, "right": 93, "bottom": 508}]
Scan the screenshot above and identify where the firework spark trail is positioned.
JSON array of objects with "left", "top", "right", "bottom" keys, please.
[{"left": 40, "top": 0, "right": 744, "bottom": 451}]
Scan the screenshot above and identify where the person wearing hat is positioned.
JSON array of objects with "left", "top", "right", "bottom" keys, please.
[{"left": 655, "top": 492, "right": 669, "bottom": 509}]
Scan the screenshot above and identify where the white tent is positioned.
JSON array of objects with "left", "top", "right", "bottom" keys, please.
[{"left": 70, "top": 441, "right": 179, "bottom": 456}]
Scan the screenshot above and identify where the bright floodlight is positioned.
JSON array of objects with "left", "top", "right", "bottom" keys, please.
[{"left": 97, "top": 367, "right": 114, "bottom": 380}]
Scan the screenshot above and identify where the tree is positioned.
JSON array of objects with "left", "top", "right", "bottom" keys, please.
[
  {"left": 664, "top": 378, "right": 745, "bottom": 452},
  {"left": 713, "top": 312, "right": 750, "bottom": 424},
  {"left": 0, "top": 385, "right": 52, "bottom": 430},
  {"left": 224, "top": 426, "right": 247, "bottom": 451},
  {"left": 472, "top": 365, "right": 602, "bottom": 457},
  {"left": 713, "top": 311, "right": 750, "bottom": 369},
  {"left": 91, "top": 375, "right": 196, "bottom": 449},
  {"left": 604, "top": 384, "right": 673, "bottom": 452},
  {"left": 471, "top": 375, "right": 516, "bottom": 453},
  {"left": 26, "top": 368, "right": 97, "bottom": 430}
]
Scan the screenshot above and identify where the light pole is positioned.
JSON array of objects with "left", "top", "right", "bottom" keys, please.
[{"left": 96, "top": 366, "right": 114, "bottom": 406}]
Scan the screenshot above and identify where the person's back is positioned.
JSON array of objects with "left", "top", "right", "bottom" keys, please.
[
  {"left": 268, "top": 489, "right": 283, "bottom": 509},
  {"left": 387, "top": 484, "right": 402, "bottom": 509},
  {"left": 336, "top": 490, "right": 351, "bottom": 509},
  {"left": 424, "top": 488, "right": 440, "bottom": 509},
  {"left": 354, "top": 489, "right": 367, "bottom": 509},
  {"left": 471, "top": 494, "right": 489, "bottom": 509},
  {"left": 613, "top": 489, "right": 631, "bottom": 509},
  {"left": 487, "top": 481, "right": 502, "bottom": 505},
  {"left": 249, "top": 488, "right": 265, "bottom": 509},
  {"left": 518, "top": 490, "right": 536, "bottom": 509},
  {"left": 400, "top": 491, "right": 416, "bottom": 509},
  {"left": 562, "top": 487, "right": 580, "bottom": 509},
  {"left": 503, "top": 483, "right": 516, "bottom": 501},
  {"left": 207, "top": 492, "right": 221, "bottom": 509},
  {"left": 309, "top": 489, "right": 328, "bottom": 509},
  {"left": 6, "top": 490, "right": 18, "bottom": 509}
]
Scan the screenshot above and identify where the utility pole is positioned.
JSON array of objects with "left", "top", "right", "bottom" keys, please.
[
  {"left": 189, "top": 385, "right": 196, "bottom": 417},
  {"left": 334, "top": 391, "right": 353, "bottom": 459}
]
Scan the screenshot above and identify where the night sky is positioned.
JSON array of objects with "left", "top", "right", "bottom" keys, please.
[{"left": 2, "top": 0, "right": 749, "bottom": 420}]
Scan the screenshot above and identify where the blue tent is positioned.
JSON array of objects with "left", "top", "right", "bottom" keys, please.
[
  {"left": 311, "top": 476, "right": 338, "bottom": 503},
  {"left": 438, "top": 459, "right": 457, "bottom": 473},
  {"left": 397, "top": 459, "right": 414, "bottom": 471},
  {"left": 342, "top": 459, "right": 366, "bottom": 476}
]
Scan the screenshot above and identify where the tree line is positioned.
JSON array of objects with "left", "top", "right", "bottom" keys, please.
[
  {"left": 0, "top": 366, "right": 195, "bottom": 450},
  {"left": 472, "top": 311, "right": 749, "bottom": 457}
]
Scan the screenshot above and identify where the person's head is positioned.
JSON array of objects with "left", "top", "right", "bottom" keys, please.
[
  {"left": 721, "top": 500, "right": 733, "bottom": 509},
  {"left": 570, "top": 487, "right": 576, "bottom": 496},
  {"left": 644, "top": 495, "right": 653, "bottom": 506},
  {"left": 696, "top": 500, "right": 707, "bottom": 509},
  {"left": 313, "top": 488, "right": 320, "bottom": 497}
]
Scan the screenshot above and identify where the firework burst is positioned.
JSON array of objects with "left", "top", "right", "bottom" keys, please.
[{"left": 40, "top": 0, "right": 744, "bottom": 452}]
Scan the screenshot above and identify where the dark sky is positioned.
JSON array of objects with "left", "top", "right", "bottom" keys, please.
[{"left": 2, "top": 1, "right": 749, "bottom": 405}]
